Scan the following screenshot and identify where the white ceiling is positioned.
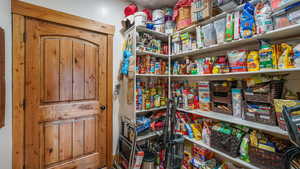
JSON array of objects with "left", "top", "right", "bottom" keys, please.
[{"left": 127, "top": 0, "right": 178, "bottom": 9}]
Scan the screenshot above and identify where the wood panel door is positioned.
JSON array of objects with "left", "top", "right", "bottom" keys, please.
[{"left": 24, "top": 18, "right": 108, "bottom": 169}]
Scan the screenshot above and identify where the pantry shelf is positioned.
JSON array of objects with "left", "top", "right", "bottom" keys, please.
[
  {"left": 136, "top": 25, "right": 169, "bottom": 40},
  {"left": 171, "top": 68, "right": 300, "bottom": 78},
  {"left": 272, "top": 0, "right": 300, "bottom": 16},
  {"left": 171, "top": 23, "right": 300, "bottom": 59},
  {"left": 135, "top": 106, "right": 167, "bottom": 114},
  {"left": 136, "top": 74, "right": 169, "bottom": 77},
  {"left": 172, "top": 0, "right": 260, "bottom": 36},
  {"left": 184, "top": 136, "right": 260, "bottom": 169},
  {"left": 136, "top": 50, "right": 169, "bottom": 59},
  {"left": 136, "top": 130, "right": 163, "bottom": 142},
  {"left": 177, "top": 108, "right": 288, "bottom": 136}
]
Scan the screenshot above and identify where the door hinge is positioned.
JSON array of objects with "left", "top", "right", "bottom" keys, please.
[{"left": 23, "top": 33, "right": 26, "bottom": 42}]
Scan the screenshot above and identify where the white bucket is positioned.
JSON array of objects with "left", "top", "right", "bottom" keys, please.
[
  {"left": 135, "top": 12, "right": 147, "bottom": 26},
  {"left": 152, "top": 9, "right": 165, "bottom": 25},
  {"left": 153, "top": 9, "right": 165, "bottom": 32}
]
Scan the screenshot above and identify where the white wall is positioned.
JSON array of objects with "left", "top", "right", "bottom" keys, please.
[
  {"left": 0, "top": 0, "right": 129, "bottom": 168},
  {"left": 0, "top": 0, "right": 12, "bottom": 169}
]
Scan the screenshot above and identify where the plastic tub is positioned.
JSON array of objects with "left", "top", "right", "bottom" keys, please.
[{"left": 135, "top": 12, "right": 147, "bottom": 26}]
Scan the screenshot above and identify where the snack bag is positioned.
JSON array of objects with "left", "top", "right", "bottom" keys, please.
[
  {"left": 241, "top": 2, "right": 256, "bottom": 39},
  {"left": 259, "top": 41, "right": 273, "bottom": 70},
  {"left": 203, "top": 57, "right": 213, "bottom": 74},
  {"left": 272, "top": 44, "right": 281, "bottom": 69},
  {"left": 213, "top": 56, "right": 230, "bottom": 74},
  {"left": 255, "top": 2, "right": 273, "bottom": 34},
  {"left": 191, "top": 124, "right": 202, "bottom": 140},
  {"left": 202, "top": 23, "right": 217, "bottom": 47},
  {"left": 214, "top": 18, "right": 226, "bottom": 44},
  {"left": 247, "top": 51, "right": 260, "bottom": 71},
  {"left": 234, "top": 11, "right": 241, "bottom": 40},
  {"left": 278, "top": 43, "right": 295, "bottom": 69},
  {"left": 225, "top": 13, "right": 234, "bottom": 42},
  {"left": 228, "top": 50, "right": 247, "bottom": 72},
  {"left": 196, "top": 26, "right": 205, "bottom": 48},
  {"left": 240, "top": 134, "right": 250, "bottom": 162},
  {"left": 294, "top": 43, "right": 300, "bottom": 68}
]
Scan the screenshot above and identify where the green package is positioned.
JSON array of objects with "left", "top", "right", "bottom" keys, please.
[
  {"left": 259, "top": 41, "right": 273, "bottom": 70},
  {"left": 225, "top": 13, "right": 234, "bottom": 42},
  {"left": 240, "top": 134, "right": 250, "bottom": 162}
]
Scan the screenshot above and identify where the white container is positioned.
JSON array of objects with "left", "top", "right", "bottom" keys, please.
[
  {"left": 152, "top": 9, "right": 165, "bottom": 32},
  {"left": 135, "top": 12, "right": 147, "bottom": 26},
  {"left": 165, "top": 20, "right": 175, "bottom": 34},
  {"left": 152, "top": 9, "right": 165, "bottom": 24}
]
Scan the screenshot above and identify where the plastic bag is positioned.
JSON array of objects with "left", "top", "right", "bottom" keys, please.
[
  {"left": 202, "top": 23, "right": 217, "bottom": 47},
  {"left": 234, "top": 11, "right": 241, "bottom": 40},
  {"left": 247, "top": 51, "right": 260, "bottom": 71},
  {"left": 227, "top": 50, "right": 247, "bottom": 72},
  {"left": 259, "top": 41, "right": 273, "bottom": 70},
  {"left": 278, "top": 43, "right": 295, "bottom": 69},
  {"left": 240, "top": 134, "right": 250, "bottom": 162},
  {"left": 225, "top": 13, "right": 234, "bottom": 42},
  {"left": 255, "top": 2, "right": 273, "bottom": 34},
  {"left": 214, "top": 18, "right": 226, "bottom": 44},
  {"left": 241, "top": 2, "right": 256, "bottom": 39},
  {"left": 232, "top": 88, "right": 243, "bottom": 118},
  {"left": 293, "top": 43, "right": 300, "bottom": 68},
  {"left": 196, "top": 26, "right": 205, "bottom": 48}
]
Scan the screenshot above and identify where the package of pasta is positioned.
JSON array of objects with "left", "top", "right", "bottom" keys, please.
[
  {"left": 241, "top": 2, "right": 256, "bottom": 39},
  {"left": 272, "top": 44, "right": 281, "bottom": 69},
  {"left": 278, "top": 43, "right": 295, "bottom": 69},
  {"left": 247, "top": 51, "right": 260, "bottom": 71}
]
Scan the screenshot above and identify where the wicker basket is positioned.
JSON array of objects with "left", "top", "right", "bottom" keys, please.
[
  {"left": 212, "top": 102, "right": 232, "bottom": 115},
  {"left": 249, "top": 146, "right": 284, "bottom": 169},
  {"left": 244, "top": 80, "right": 284, "bottom": 103},
  {"left": 211, "top": 81, "right": 235, "bottom": 93},
  {"left": 210, "top": 129, "right": 242, "bottom": 157},
  {"left": 211, "top": 81, "right": 235, "bottom": 115},
  {"left": 212, "top": 93, "right": 232, "bottom": 103},
  {"left": 244, "top": 102, "right": 277, "bottom": 126}
]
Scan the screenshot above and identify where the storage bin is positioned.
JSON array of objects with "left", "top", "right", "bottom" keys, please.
[
  {"left": 244, "top": 80, "right": 284, "bottom": 104},
  {"left": 274, "top": 99, "right": 300, "bottom": 130},
  {"left": 244, "top": 102, "right": 277, "bottom": 125},
  {"left": 210, "top": 129, "right": 242, "bottom": 157},
  {"left": 212, "top": 102, "right": 233, "bottom": 115},
  {"left": 211, "top": 81, "right": 236, "bottom": 93},
  {"left": 249, "top": 146, "right": 284, "bottom": 169},
  {"left": 211, "top": 81, "right": 235, "bottom": 115}
]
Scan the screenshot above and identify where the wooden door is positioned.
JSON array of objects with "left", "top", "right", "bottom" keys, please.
[{"left": 24, "top": 18, "right": 107, "bottom": 169}]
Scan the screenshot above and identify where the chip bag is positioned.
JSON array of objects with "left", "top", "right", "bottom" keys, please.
[
  {"left": 278, "top": 43, "right": 295, "bottom": 69},
  {"left": 247, "top": 51, "right": 260, "bottom": 71},
  {"left": 259, "top": 41, "right": 273, "bottom": 70}
]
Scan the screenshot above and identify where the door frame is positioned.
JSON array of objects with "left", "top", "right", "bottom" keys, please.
[{"left": 12, "top": 1, "right": 114, "bottom": 169}]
